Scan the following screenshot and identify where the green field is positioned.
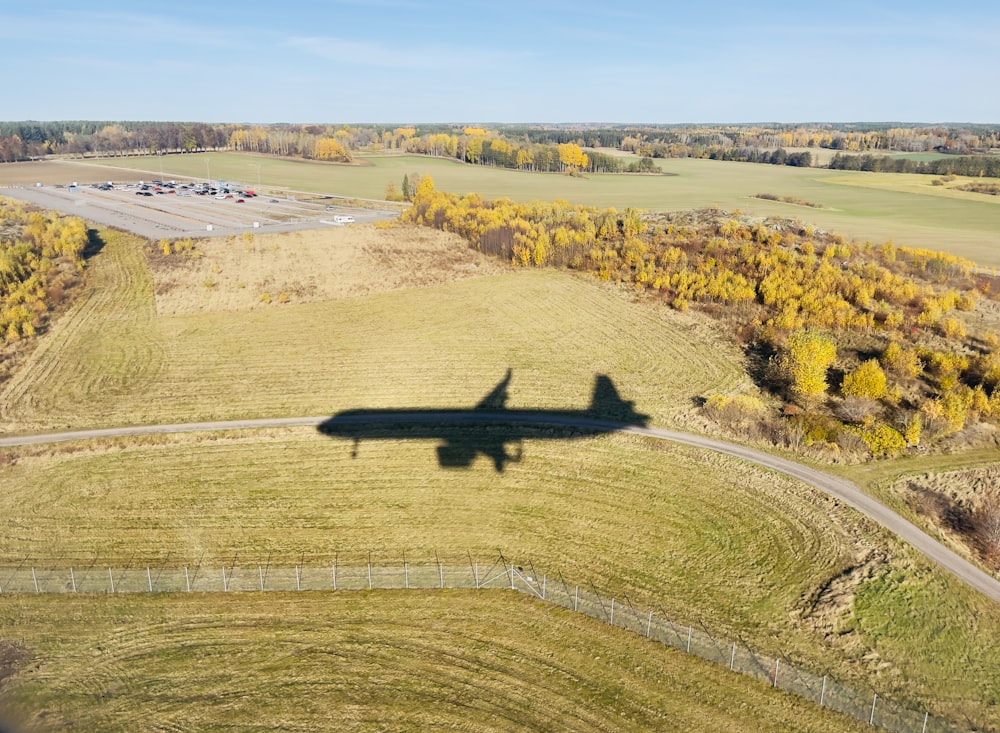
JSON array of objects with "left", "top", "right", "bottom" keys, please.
[{"left": 88, "top": 151, "right": 1000, "bottom": 268}]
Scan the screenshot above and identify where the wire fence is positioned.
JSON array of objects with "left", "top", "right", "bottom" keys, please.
[{"left": 0, "top": 556, "right": 958, "bottom": 733}]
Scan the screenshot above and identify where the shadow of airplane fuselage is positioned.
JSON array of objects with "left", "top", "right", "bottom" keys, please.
[{"left": 317, "top": 370, "right": 649, "bottom": 472}]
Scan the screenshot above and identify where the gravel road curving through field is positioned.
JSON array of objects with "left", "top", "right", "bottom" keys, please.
[{"left": 3, "top": 413, "right": 998, "bottom": 603}]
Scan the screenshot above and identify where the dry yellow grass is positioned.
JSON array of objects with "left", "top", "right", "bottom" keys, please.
[
  {"left": 0, "top": 592, "right": 870, "bottom": 733},
  {"left": 151, "top": 224, "right": 509, "bottom": 315},
  {"left": 2, "top": 217, "right": 998, "bottom": 730},
  {"left": 0, "top": 226, "right": 749, "bottom": 433}
]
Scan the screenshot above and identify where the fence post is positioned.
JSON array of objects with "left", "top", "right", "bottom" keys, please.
[
  {"left": 509, "top": 564, "right": 515, "bottom": 590},
  {"left": 542, "top": 574, "right": 546, "bottom": 600},
  {"left": 869, "top": 693, "right": 877, "bottom": 725},
  {"left": 367, "top": 561, "right": 372, "bottom": 590},
  {"left": 473, "top": 563, "right": 479, "bottom": 589},
  {"left": 404, "top": 561, "right": 409, "bottom": 590},
  {"left": 438, "top": 562, "right": 443, "bottom": 589},
  {"left": 332, "top": 563, "right": 337, "bottom": 591},
  {"left": 773, "top": 658, "right": 779, "bottom": 688},
  {"left": 70, "top": 568, "right": 76, "bottom": 593},
  {"left": 610, "top": 598, "right": 615, "bottom": 626},
  {"left": 820, "top": 676, "right": 826, "bottom": 707},
  {"left": 686, "top": 625, "right": 692, "bottom": 653},
  {"left": 109, "top": 568, "right": 116, "bottom": 594},
  {"left": 295, "top": 565, "right": 301, "bottom": 591},
  {"left": 32, "top": 568, "right": 38, "bottom": 593},
  {"left": 646, "top": 611, "right": 653, "bottom": 638},
  {"left": 147, "top": 567, "right": 153, "bottom": 592},
  {"left": 730, "top": 642, "right": 736, "bottom": 671},
  {"left": 921, "top": 712, "right": 928, "bottom": 733},
  {"left": 574, "top": 585, "right": 579, "bottom": 612},
  {"left": 259, "top": 565, "right": 265, "bottom": 591},
  {"left": 184, "top": 567, "right": 190, "bottom": 592},
  {"left": 222, "top": 567, "right": 228, "bottom": 592}
]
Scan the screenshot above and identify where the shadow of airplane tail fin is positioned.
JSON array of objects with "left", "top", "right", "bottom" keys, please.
[{"left": 588, "top": 375, "right": 649, "bottom": 425}]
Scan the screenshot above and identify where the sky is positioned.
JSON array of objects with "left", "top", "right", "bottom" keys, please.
[{"left": 2, "top": 0, "right": 998, "bottom": 124}]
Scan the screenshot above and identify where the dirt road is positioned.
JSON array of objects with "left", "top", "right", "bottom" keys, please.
[{"left": 3, "top": 413, "right": 998, "bottom": 603}]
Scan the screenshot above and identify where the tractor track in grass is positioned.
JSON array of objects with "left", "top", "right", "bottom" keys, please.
[{"left": 1, "top": 412, "right": 998, "bottom": 604}]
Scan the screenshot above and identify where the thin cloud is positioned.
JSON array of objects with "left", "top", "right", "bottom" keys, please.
[{"left": 286, "top": 35, "right": 532, "bottom": 70}]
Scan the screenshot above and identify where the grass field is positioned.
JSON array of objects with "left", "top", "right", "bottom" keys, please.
[
  {"left": 0, "top": 228, "right": 749, "bottom": 433},
  {"left": 3, "top": 426, "right": 1000, "bottom": 728},
  {"left": 70, "top": 151, "right": 1000, "bottom": 268},
  {"left": 0, "top": 592, "right": 871, "bottom": 733},
  {"left": 1, "top": 221, "right": 999, "bottom": 729}
]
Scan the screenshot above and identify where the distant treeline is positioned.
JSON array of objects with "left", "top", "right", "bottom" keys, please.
[
  {"left": 828, "top": 153, "right": 1000, "bottom": 178},
  {"left": 2, "top": 121, "right": 999, "bottom": 178}
]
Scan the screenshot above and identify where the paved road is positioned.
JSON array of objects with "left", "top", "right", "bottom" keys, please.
[{"left": 3, "top": 413, "right": 998, "bottom": 603}]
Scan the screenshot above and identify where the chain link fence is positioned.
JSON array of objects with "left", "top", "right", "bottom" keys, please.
[{"left": 0, "top": 557, "right": 958, "bottom": 732}]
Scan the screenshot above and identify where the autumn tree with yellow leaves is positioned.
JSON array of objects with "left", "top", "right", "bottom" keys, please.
[
  {"left": 313, "top": 137, "right": 351, "bottom": 162},
  {"left": 777, "top": 329, "right": 837, "bottom": 406}
]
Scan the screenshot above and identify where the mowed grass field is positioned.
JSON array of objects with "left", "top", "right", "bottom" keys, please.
[
  {"left": 78, "top": 151, "right": 1000, "bottom": 268},
  {"left": 1, "top": 221, "right": 999, "bottom": 729},
  {"left": 0, "top": 228, "right": 748, "bottom": 433},
  {"left": 0, "top": 593, "right": 871, "bottom": 733}
]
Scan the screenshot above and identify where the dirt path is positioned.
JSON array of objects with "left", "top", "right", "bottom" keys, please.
[{"left": 2, "top": 413, "right": 998, "bottom": 604}]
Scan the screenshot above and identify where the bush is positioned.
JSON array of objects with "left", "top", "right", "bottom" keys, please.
[{"left": 847, "top": 421, "right": 907, "bottom": 457}]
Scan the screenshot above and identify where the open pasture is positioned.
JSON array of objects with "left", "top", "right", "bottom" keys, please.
[
  {"left": 76, "top": 152, "right": 1000, "bottom": 268},
  {"left": 0, "top": 592, "right": 869, "bottom": 733}
]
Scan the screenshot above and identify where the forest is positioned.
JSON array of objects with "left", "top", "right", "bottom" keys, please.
[{"left": 402, "top": 177, "right": 1000, "bottom": 459}]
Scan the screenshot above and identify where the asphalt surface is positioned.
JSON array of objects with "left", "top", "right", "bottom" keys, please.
[
  {"left": 3, "top": 412, "right": 998, "bottom": 604},
  {"left": 0, "top": 183, "right": 399, "bottom": 240}
]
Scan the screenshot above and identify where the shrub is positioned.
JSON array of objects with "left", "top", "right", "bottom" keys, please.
[
  {"left": 847, "top": 421, "right": 907, "bottom": 457},
  {"left": 842, "top": 359, "right": 887, "bottom": 400}
]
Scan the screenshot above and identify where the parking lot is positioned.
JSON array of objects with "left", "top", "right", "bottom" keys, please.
[{"left": 0, "top": 178, "right": 400, "bottom": 240}]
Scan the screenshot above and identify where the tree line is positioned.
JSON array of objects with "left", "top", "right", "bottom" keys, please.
[
  {"left": 828, "top": 153, "right": 1000, "bottom": 177},
  {"left": 3, "top": 120, "right": 999, "bottom": 180}
]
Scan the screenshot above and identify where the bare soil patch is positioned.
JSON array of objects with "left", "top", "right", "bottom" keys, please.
[
  {"left": 147, "top": 224, "right": 510, "bottom": 315},
  {"left": 0, "top": 640, "right": 30, "bottom": 688}
]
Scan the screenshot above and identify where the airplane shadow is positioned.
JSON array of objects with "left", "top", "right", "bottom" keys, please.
[{"left": 317, "top": 370, "right": 649, "bottom": 473}]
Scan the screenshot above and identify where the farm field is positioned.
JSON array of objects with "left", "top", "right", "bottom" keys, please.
[
  {"left": 70, "top": 152, "right": 1000, "bottom": 268},
  {"left": 0, "top": 592, "right": 870, "bottom": 733}
]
